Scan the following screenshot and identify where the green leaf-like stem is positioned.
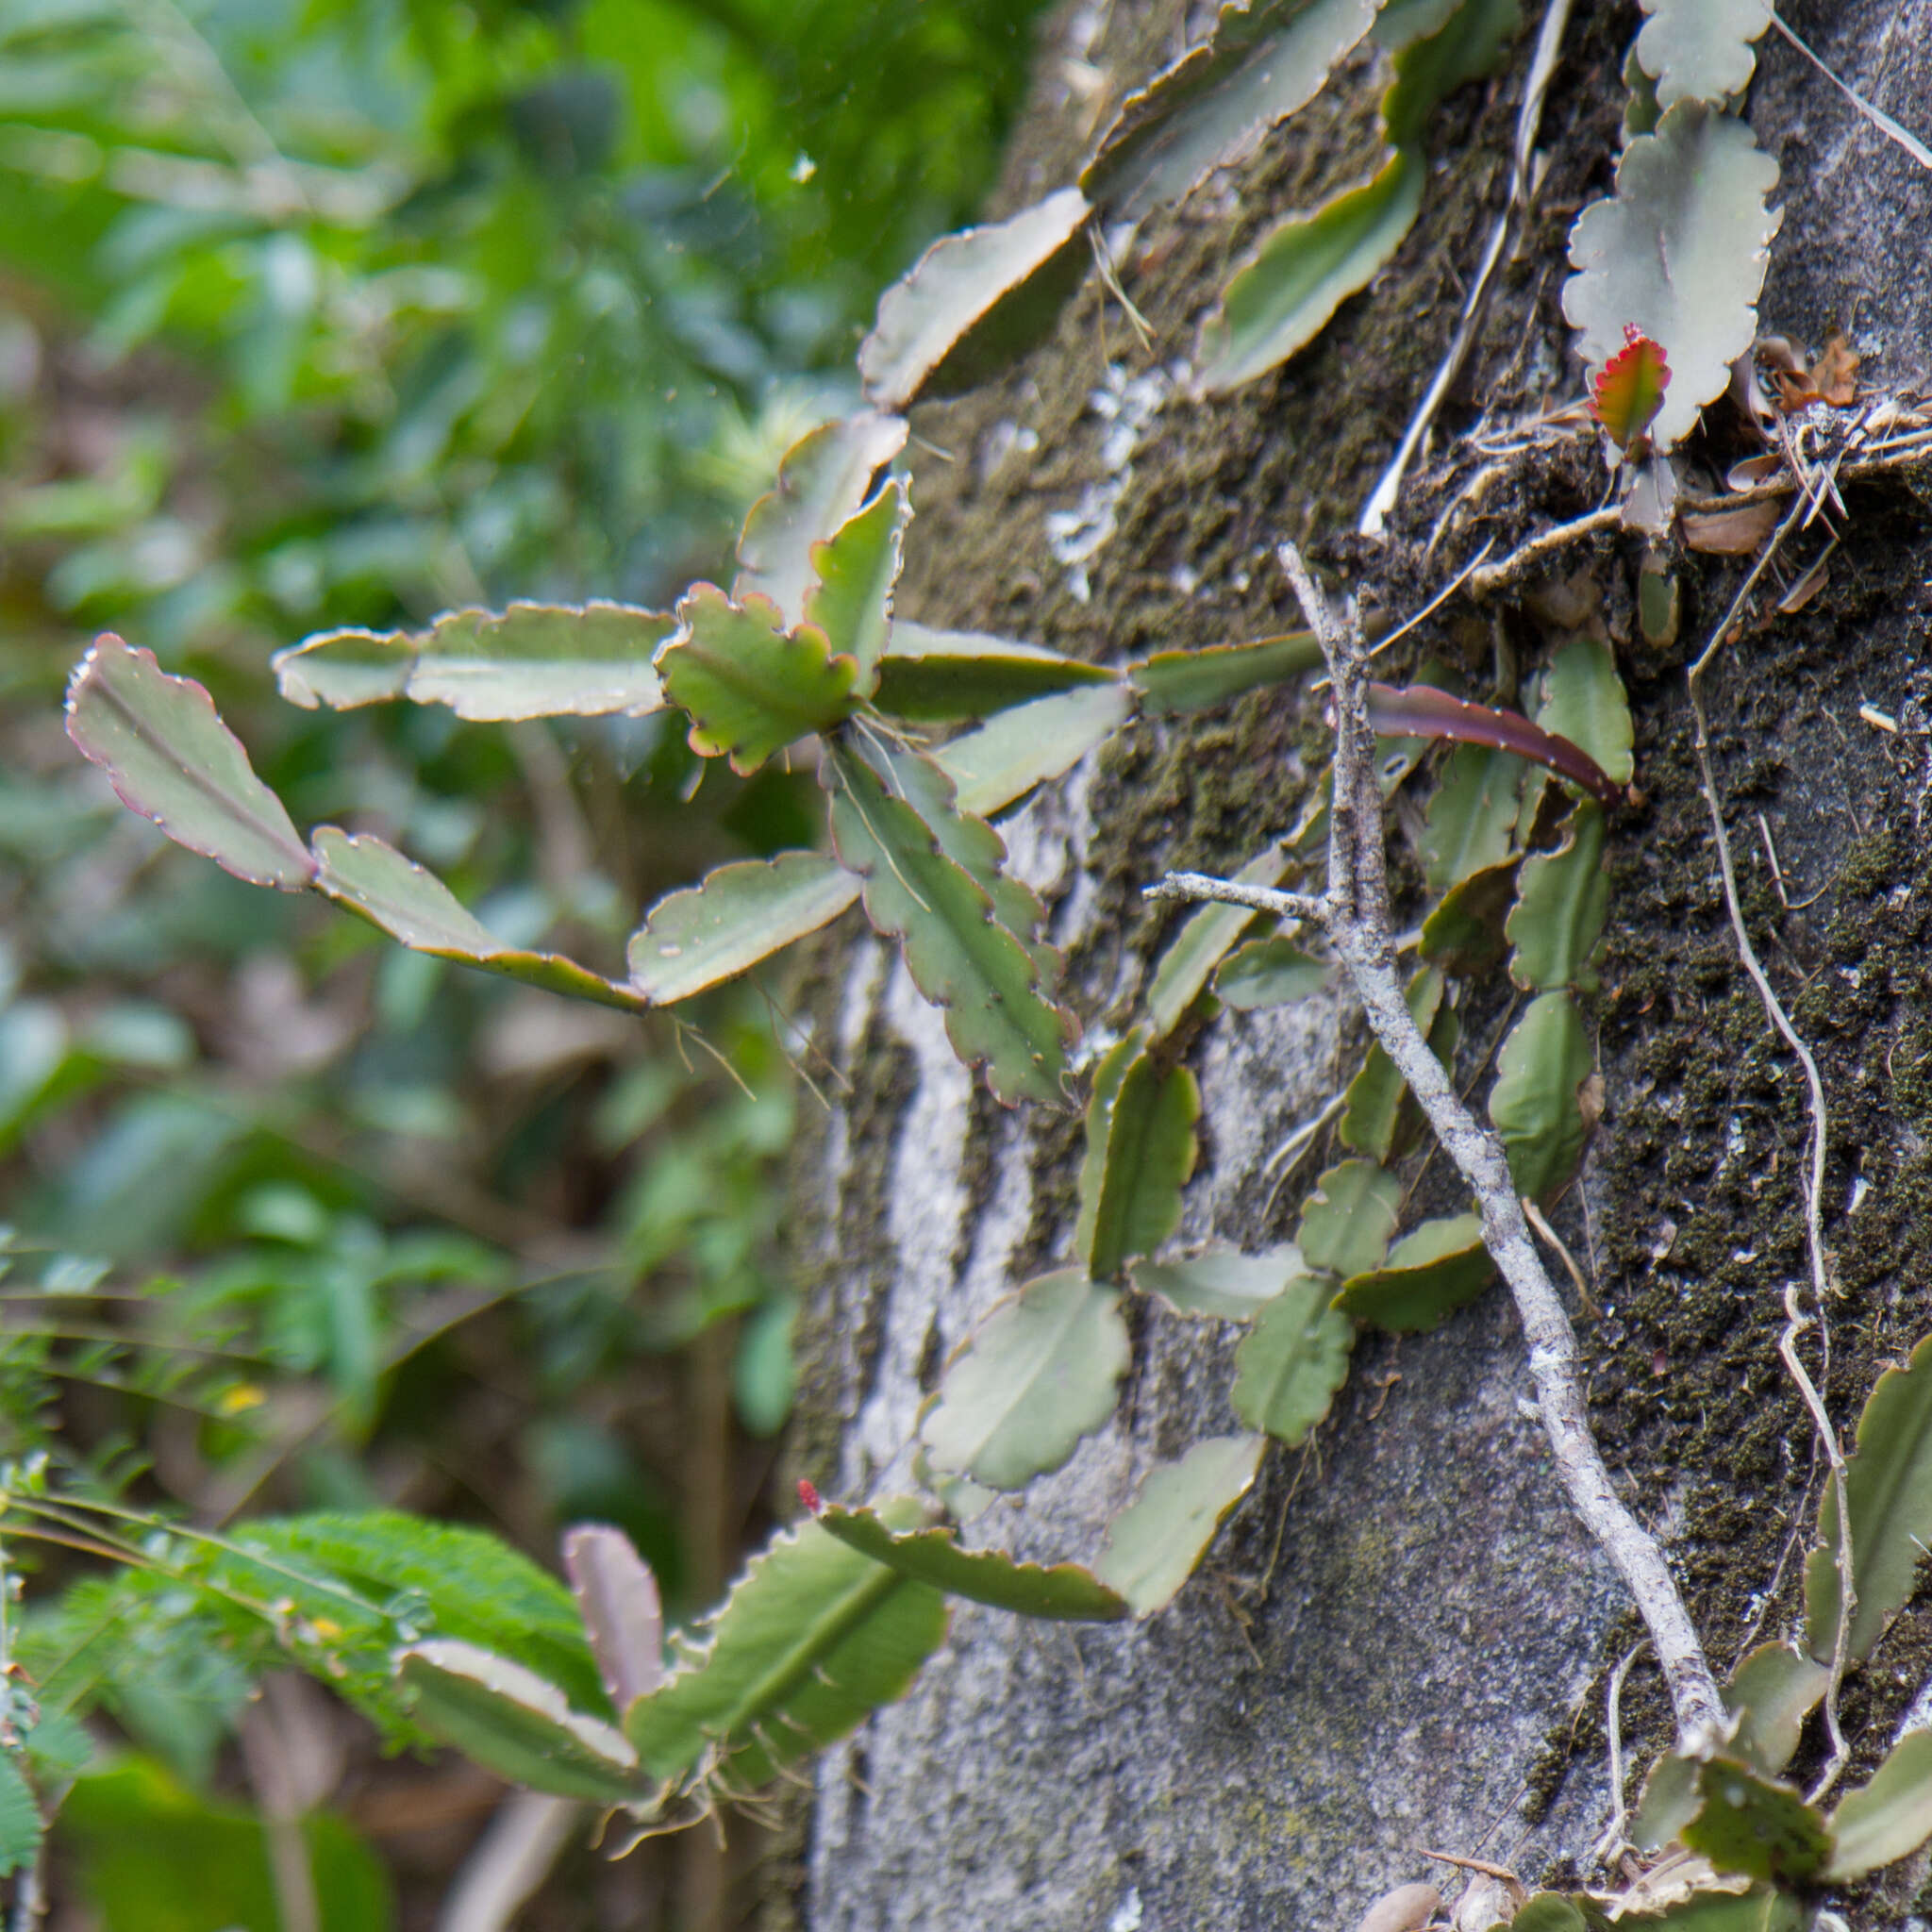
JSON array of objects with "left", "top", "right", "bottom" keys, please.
[{"left": 816, "top": 1503, "right": 1129, "bottom": 1622}]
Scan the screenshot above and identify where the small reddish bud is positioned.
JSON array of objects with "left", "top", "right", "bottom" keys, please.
[
  {"left": 797, "top": 1478, "right": 824, "bottom": 1514},
  {"left": 1591, "top": 324, "right": 1671, "bottom": 452}
]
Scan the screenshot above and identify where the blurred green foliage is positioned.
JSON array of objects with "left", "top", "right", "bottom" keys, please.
[{"left": 0, "top": 0, "right": 1049, "bottom": 1913}]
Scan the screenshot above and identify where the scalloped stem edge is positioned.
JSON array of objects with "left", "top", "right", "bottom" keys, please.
[{"left": 1147, "top": 543, "right": 1725, "bottom": 1755}]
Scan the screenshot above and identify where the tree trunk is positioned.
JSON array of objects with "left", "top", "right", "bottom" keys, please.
[{"left": 787, "top": 1, "right": 1932, "bottom": 1924}]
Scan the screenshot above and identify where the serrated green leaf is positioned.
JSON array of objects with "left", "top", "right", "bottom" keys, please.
[
  {"left": 626, "top": 854, "right": 860, "bottom": 1004},
  {"left": 1537, "top": 636, "right": 1635, "bottom": 789},
  {"left": 1231, "top": 1276, "right": 1354, "bottom": 1442},
  {"left": 1144, "top": 841, "right": 1293, "bottom": 1037},
  {"left": 1682, "top": 1756, "right": 1831, "bottom": 1889},
  {"left": 398, "top": 1641, "right": 651, "bottom": 1805},
  {"left": 933, "top": 681, "right": 1136, "bottom": 818},
  {"left": 1807, "top": 1329, "right": 1932, "bottom": 1667},
  {"left": 274, "top": 601, "right": 673, "bottom": 721},
  {"left": 311, "top": 829, "right": 643, "bottom": 1012},
  {"left": 923, "top": 1272, "right": 1131, "bottom": 1491},
  {"left": 817, "top": 1503, "right": 1130, "bottom": 1622},
  {"left": 1421, "top": 742, "right": 1527, "bottom": 892},
  {"left": 1508, "top": 804, "right": 1608, "bottom": 992},
  {"left": 875, "top": 744, "right": 1059, "bottom": 984},
  {"left": 1195, "top": 150, "right": 1424, "bottom": 394},
  {"left": 1094, "top": 1435, "right": 1265, "bottom": 1616},
  {"left": 1128, "top": 631, "right": 1321, "bottom": 715},
  {"left": 1075, "top": 1029, "right": 1200, "bottom": 1279},
  {"left": 1341, "top": 966, "right": 1445, "bottom": 1161},
  {"left": 1334, "top": 1211, "right": 1496, "bottom": 1333},
  {"left": 658, "top": 586, "right": 860, "bottom": 776},
  {"left": 1490, "top": 990, "right": 1591, "bottom": 1201},
  {"left": 1826, "top": 1726, "right": 1932, "bottom": 1879},
  {"left": 805, "top": 482, "right": 908, "bottom": 692},
  {"left": 1213, "top": 937, "right": 1328, "bottom": 1009},
  {"left": 1726, "top": 1640, "right": 1828, "bottom": 1778},
  {"left": 1635, "top": 0, "right": 1772, "bottom": 108},
  {"left": 1130, "top": 1243, "right": 1306, "bottom": 1320},
  {"left": 65, "top": 636, "right": 313, "bottom": 890},
  {"left": 1561, "top": 102, "right": 1782, "bottom": 451},
  {"left": 1081, "top": 0, "right": 1380, "bottom": 222},
  {"left": 0, "top": 1756, "right": 41, "bottom": 1880},
  {"left": 1420, "top": 858, "right": 1519, "bottom": 975},
  {"left": 874, "top": 622, "right": 1118, "bottom": 722},
  {"left": 625, "top": 1503, "right": 947, "bottom": 1787},
  {"left": 733, "top": 411, "right": 908, "bottom": 628},
  {"left": 1297, "top": 1158, "right": 1402, "bottom": 1279},
  {"left": 858, "top": 188, "right": 1091, "bottom": 411},
  {"left": 825, "top": 741, "right": 1074, "bottom": 1106}
]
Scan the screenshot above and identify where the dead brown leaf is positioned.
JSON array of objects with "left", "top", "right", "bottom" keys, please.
[
  {"left": 1683, "top": 499, "right": 1783, "bottom": 554},
  {"left": 1809, "top": 326, "right": 1861, "bottom": 406}
]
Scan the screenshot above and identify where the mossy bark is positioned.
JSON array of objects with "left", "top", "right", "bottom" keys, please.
[{"left": 787, "top": 1, "right": 1932, "bottom": 1924}]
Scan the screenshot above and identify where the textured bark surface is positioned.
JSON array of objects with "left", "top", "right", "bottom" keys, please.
[{"left": 784, "top": 2, "right": 1932, "bottom": 1925}]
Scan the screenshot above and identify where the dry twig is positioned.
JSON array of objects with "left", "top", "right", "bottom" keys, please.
[
  {"left": 1148, "top": 541, "right": 1725, "bottom": 1752},
  {"left": 1685, "top": 506, "right": 1855, "bottom": 1795}
]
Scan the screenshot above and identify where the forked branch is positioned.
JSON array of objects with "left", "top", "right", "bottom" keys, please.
[{"left": 1147, "top": 541, "right": 1726, "bottom": 1754}]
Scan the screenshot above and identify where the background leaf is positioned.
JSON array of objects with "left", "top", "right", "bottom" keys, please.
[
  {"left": 563, "top": 1524, "right": 664, "bottom": 1714},
  {"left": 1194, "top": 153, "right": 1423, "bottom": 395},
  {"left": 874, "top": 623, "right": 1119, "bottom": 721},
  {"left": 1341, "top": 967, "right": 1446, "bottom": 1161}
]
